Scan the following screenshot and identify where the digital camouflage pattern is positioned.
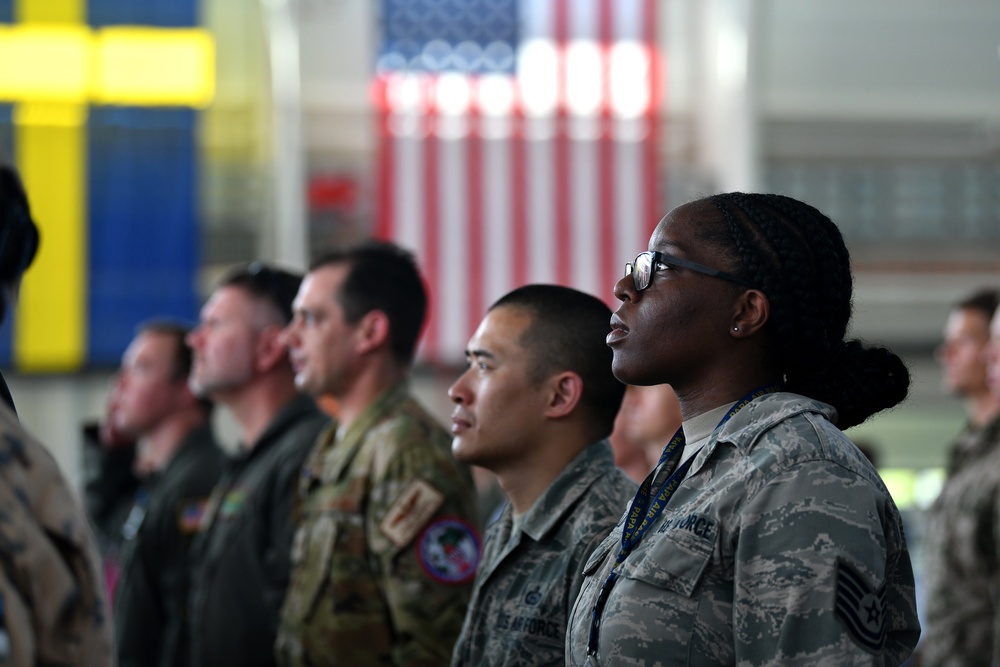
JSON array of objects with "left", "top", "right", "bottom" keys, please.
[
  {"left": 451, "top": 440, "right": 635, "bottom": 667},
  {"left": 0, "top": 402, "right": 113, "bottom": 666},
  {"left": 919, "top": 413, "right": 1000, "bottom": 667},
  {"left": 566, "top": 392, "right": 920, "bottom": 667},
  {"left": 276, "top": 381, "right": 481, "bottom": 667}
]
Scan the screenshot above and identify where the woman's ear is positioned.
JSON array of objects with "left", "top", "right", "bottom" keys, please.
[{"left": 730, "top": 289, "right": 770, "bottom": 338}]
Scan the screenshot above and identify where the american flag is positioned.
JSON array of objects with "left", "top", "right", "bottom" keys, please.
[{"left": 372, "top": 0, "right": 661, "bottom": 363}]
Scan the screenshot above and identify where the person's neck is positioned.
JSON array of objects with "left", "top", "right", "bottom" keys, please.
[
  {"left": 675, "top": 371, "right": 780, "bottom": 422},
  {"left": 140, "top": 410, "right": 207, "bottom": 474},
  {"left": 494, "top": 427, "right": 591, "bottom": 516},
  {"left": 334, "top": 357, "right": 407, "bottom": 432},
  {"left": 966, "top": 390, "right": 1000, "bottom": 428},
  {"left": 225, "top": 376, "right": 300, "bottom": 449}
]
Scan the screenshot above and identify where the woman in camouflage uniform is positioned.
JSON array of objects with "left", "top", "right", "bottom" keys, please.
[
  {"left": 0, "top": 162, "right": 113, "bottom": 666},
  {"left": 568, "top": 193, "right": 920, "bottom": 666}
]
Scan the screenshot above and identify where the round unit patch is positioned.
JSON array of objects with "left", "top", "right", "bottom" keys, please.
[{"left": 417, "top": 518, "right": 481, "bottom": 585}]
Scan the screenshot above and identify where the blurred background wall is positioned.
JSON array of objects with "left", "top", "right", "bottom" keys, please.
[{"left": 0, "top": 0, "right": 997, "bottom": 515}]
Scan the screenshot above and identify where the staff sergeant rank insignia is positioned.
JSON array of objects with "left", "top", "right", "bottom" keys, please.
[{"left": 834, "top": 559, "right": 887, "bottom": 654}]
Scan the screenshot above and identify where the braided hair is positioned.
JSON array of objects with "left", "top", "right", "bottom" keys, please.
[{"left": 702, "top": 192, "right": 909, "bottom": 429}]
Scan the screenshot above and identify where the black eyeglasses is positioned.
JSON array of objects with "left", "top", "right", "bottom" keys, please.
[{"left": 624, "top": 250, "right": 753, "bottom": 292}]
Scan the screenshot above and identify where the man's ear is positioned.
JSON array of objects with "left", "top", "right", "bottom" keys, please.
[
  {"left": 256, "top": 324, "right": 290, "bottom": 373},
  {"left": 355, "top": 310, "right": 390, "bottom": 356},
  {"left": 544, "top": 371, "right": 583, "bottom": 419},
  {"left": 730, "top": 289, "right": 770, "bottom": 338}
]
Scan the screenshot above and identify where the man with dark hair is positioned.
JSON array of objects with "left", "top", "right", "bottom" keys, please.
[
  {"left": 0, "top": 162, "right": 112, "bottom": 664},
  {"left": 186, "top": 263, "right": 330, "bottom": 667},
  {"left": 111, "top": 321, "right": 225, "bottom": 667},
  {"left": 276, "top": 241, "right": 480, "bottom": 666},
  {"left": 448, "top": 284, "right": 636, "bottom": 666},
  {"left": 920, "top": 288, "right": 1000, "bottom": 666}
]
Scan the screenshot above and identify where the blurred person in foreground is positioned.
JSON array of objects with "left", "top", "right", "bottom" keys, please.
[
  {"left": 0, "top": 162, "right": 112, "bottom": 664},
  {"left": 567, "top": 192, "right": 920, "bottom": 665},
  {"left": 918, "top": 289, "right": 1000, "bottom": 667},
  {"left": 448, "top": 285, "right": 637, "bottom": 666},
  {"left": 186, "top": 264, "right": 330, "bottom": 667},
  {"left": 276, "top": 241, "right": 480, "bottom": 666},
  {"left": 610, "top": 383, "right": 682, "bottom": 483},
  {"left": 111, "top": 321, "right": 225, "bottom": 667}
]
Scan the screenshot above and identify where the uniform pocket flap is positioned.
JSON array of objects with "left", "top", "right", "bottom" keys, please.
[{"left": 620, "top": 520, "right": 715, "bottom": 598}]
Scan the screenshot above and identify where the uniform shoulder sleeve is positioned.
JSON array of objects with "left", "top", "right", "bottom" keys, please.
[{"left": 734, "top": 455, "right": 919, "bottom": 665}]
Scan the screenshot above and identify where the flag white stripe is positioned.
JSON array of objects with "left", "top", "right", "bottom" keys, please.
[
  {"left": 571, "top": 133, "right": 600, "bottom": 296},
  {"left": 438, "top": 135, "right": 469, "bottom": 358},
  {"left": 483, "top": 137, "right": 513, "bottom": 307}
]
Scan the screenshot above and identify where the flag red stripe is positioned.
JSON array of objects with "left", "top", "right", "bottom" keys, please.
[
  {"left": 553, "top": 0, "right": 572, "bottom": 287},
  {"left": 423, "top": 86, "right": 441, "bottom": 361},
  {"left": 467, "top": 81, "right": 485, "bottom": 331},
  {"left": 644, "top": 0, "right": 661, "bottom": 239},
  {"left": 373, "top": 79, "right": 394, "bottom": 240},
  {"left": 511, "top": 103, "right": 528, "bottom": 288},
  {"left": 598, "top": 0, "right": 617, "bottom": 305}
]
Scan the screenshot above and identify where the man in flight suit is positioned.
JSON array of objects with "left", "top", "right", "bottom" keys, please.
[
  {"left": 187, "top": 264, "right": 330, "bottom": 667},
  {"left": 112, "top": 321, "right": 225, "bottom": 667}
]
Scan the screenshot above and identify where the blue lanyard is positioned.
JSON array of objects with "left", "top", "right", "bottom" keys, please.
[{"left": 587, "top": 384, "right": 781, "bottom": 658}]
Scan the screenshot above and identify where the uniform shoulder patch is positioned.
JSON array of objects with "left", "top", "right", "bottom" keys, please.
[
  {"left": 416, "top": 518, "right": 480, "bottom": 585},
  {"left": 834, "top": 559, "right": 887, "bottom": 654},
  {"left": 380, "top": 479, "right": 445, "bottom": 548}
]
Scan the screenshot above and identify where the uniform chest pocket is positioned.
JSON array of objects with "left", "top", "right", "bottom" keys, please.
[
  {"left": 620, "top": 517, "right": 716, "bottom": 598},
  {"left": 284, "top": 513, "right": 342, "bottom": 625},
  {"left": 581, "top": 532, "right": 619, "bottom": 578}
]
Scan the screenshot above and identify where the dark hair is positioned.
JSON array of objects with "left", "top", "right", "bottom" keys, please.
[
  {"left": 490, "top": 284, "right": 626, "bottom": 439},
  {"left": 136, "top": 319, "right": 213, "bottom": 414},
  {"left": 219, "top": 262, "right": 302, "bottom": 325},
  {"left": 954, "top": 288, "right": 999, "bottom": 322},
  {"left": 311, "top": 241, "right": 427, "bottom": 365},
  {"left": 703, "top": 192, "right": 909, "bottom": 429},
  {"left": 0, "top": 163, "right": 40, "bottom": 320}
]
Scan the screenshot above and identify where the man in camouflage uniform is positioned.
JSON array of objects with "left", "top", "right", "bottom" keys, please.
[
  {"left": 186, "top": 264, "right": 330, "bottom": 667},
  {"left": 919, "top": 289, "right": 1000, "bottom": 666},
  {"left": 448, "top": 285, "right": 636, "bottom": 667},
  {"left": 111, "top": 322, "right": 225, "bottom": 667},
  {"left": 0, "top": 162, "right": 113, "bottom": 665},
  {"left": 277, "top": 241, "right": 480, "bottom": 666},
  {"left": 566, "top": 392, "right": 920, "bottom": 665}
]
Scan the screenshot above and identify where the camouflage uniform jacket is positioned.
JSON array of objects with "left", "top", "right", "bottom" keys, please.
[
  {"left": 450, "top": 440, "right": 636, "bottom": 667},
  {"left": 0, "top": 401, "right": 113, "bottom": 666},
  {"left": 114, "top": 424, "right": 226, "bottom": 667},
  {"left": 566, "top": 392, "right": 920, "bottom": 666},
  {"left": 919, "top": 413, "right": 1000, "bottom": 667},
  {"left": 276, "top": 381, "right": 481, "bottom": 667},
  {"left": 189, "top": 395, "right": 330, "bottom": 667}
]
